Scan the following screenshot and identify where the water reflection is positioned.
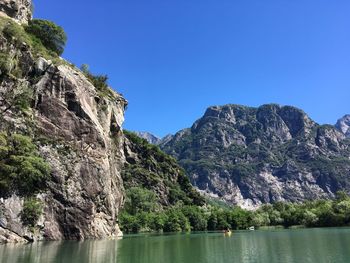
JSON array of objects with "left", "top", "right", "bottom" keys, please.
[
  {"left": 1, "top": 228, "right": 350, "bottom": 263},
  {"left": 116, "top": 229, "right": 350, "bottom": 263},
  {"left": 0, "top": 239, "right": 119, "bottom": 263}
]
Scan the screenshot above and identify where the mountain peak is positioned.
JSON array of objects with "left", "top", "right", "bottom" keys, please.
[
  {"left": 335, "top": 115, "right": 350, "bottom": 137},
  {"left": 134, "top": 131, "right": 161, "bottom": 145},
  {"left": 161, "top": 103, "right": 350, "bottom": 208},
  {"left": 197, "top": 103, "right": 313, "bottom": 139}
]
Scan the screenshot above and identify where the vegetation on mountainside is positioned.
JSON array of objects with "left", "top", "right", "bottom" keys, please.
[
  {"left": 80, "top": 64, "right": 115, "bottom": 99},
  {"left": 120, "top": 131, "right": 206, "bottom": 233},
  {"left": 123, "top": 130, "right": 204, "bottom": 206},
  {"left": 0, "top": 16, "right": 62, "bottom": 63},
  {"left": 120, "top": 190, "right": 350, "bottom": 234},
  {"left": 252, "top": 191, "right": 350, "bottom": 228},
  {"left": 0, "top": 133, "right": 50, "bottom": 197},
  {"left": 25, "top": 19, "right": 67, "bottom": 56},
  {"left": 119, "top": 131, "right": 350, "bottom": 234},
  {"left": 0, "top": 15, "right": 70, "bottom": 231},
  {"left": 20, "top": 197, "right": 43, "bottom": 228},
  {"left": 0, "top": 51, "right": 12, "bottom": 76},
  {"left": 0, "top": 133, "right": 50, "bottom": 228},
  {"left": 119, "top": 187, "right": 206, "bottom": 233},
  {"left": 119, "top": 132, "right": 350, "bottom": 234}
]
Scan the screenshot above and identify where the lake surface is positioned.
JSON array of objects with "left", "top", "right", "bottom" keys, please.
[{"left": 1, "top": 228, "right": 350, "bottom": 263}]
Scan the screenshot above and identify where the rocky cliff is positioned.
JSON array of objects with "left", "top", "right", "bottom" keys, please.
[
  {"left": 0, "top": 11, "right": 128, "bottom": 242},
  {"left": 161, "top": 104, "right": 350, "bottom": 209},
  {"left": 0, "top": 1, "right": 204, "bottom": 243},
  {"left": 0, "top": 0, "right": 32, "bottom": 24},
  {"left": 336, "top": 115, "right": 350, "bottom": 138}
]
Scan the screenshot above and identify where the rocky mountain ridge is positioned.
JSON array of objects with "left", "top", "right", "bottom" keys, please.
[
  {"left": 134, "top": 131, "right": 161, "bottom": 145},
  {"left": 336, "top": 115, "right": 350, "bottom": 138},
  {"left": 160, "top": 104, "right": 350, "bottom": 209}
]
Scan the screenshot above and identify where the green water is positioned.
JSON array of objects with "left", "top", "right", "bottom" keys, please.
[{"left": 1, "top": 228, "right": 350, "bottom": 263}]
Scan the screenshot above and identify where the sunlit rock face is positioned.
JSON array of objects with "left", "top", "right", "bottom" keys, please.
[
  {"left": 0, "top": 27, "right": 127, "bottom": 242},
  {"left": 161, "top": 104, "right": 350, "bottom": 209},
  {"left": 134, "top": 131, "right": 161, "bottom": 145},
  {"left": 0, "top": 0, "right": 32, "bottom": 24},
  {"left": 33, "top": 62, "right": 127, "bottom": 241},
  {"left": 336, "top": 115, "right": 350, "bottom": 138}
]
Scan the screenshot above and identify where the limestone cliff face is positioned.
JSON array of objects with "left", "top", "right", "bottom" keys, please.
[
  {"left": 0, "top": 0, "right": 32, "bottom": 24},
  {"left": 0, "top": 10, "right": 127, "bottom": 242},
  {"left": 161, "top": 104, "right": 350, "bottom": 209}
]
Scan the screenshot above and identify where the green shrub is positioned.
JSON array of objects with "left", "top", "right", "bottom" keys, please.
[
  {"left": 20, "top": 198, "right": 43, "bottom": 227},
  {"left": 119, "top": 191, "right": 350, "bottom": 234},
  {"left": 80, "top": 64, "right": 114, "bottom": 98},
  {"left": 0, "top": 133, "right": 50, "bottom": 197},
  {"left": 123, "top": 187, "right": 158, "bottom": 215},
  {"left": 182, "top": 205, "right": 207, "bottom": 231},
  {"left": 25, "top": 19, "right": 67, "bottom": 55},
  {"left": 0, "top": 52, "right": 12, "bottom": 76},
  {"left": 0, "top": 17, "right": 60, "bottom": 62},
  {"left": 119, "top": 212, "right": 140, "bottom": 233},
  {"left": 3, "top": 20, "right": 28, "bottom": 46},
  {"left": 164, "top": 208, "right": 190, "bottom": 232}
]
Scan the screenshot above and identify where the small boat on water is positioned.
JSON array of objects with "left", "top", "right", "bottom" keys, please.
[{"left": 248, "top": 226, "right": 255, "bottom": 231}]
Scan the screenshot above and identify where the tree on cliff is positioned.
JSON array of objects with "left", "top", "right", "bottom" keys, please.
[
  {"left": 25, "top": 19, "right": 67, "bottom": 55},
  {"left": 0, "top": 133, "right": 50, "bottom": 197},
  {"left": 0, "top": 83, "right": 32, "bottom": 115}
]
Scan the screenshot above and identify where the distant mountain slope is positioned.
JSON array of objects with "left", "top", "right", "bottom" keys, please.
[
  {"left": 335, "top": 115, "right": 350, "bottom": 138},
  {"left": 123, "top": 131, "right": 204, "bottom": 207},
  {"left": 160, "top": 104, "right": 350, "bottom": 209},
  {"left": 134, "top": 131, "right": 161, "bottom": 145}
]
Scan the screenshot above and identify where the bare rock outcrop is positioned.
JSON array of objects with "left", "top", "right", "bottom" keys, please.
[
  {"left": 33, "top": 61, "right": 127, "bottom": 241},
  {"left": 336, "top": 115, "right": 350, "bottom": 138},
  {"left": 0, "top": 0, "right": 32, "bottom": 24}
]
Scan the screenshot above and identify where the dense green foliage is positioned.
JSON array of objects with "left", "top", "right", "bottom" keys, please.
[
  {"left": 119, "top": 187, "right": 195, "bottom": 233},
  {"left": 0, "top": 51, "right": 12, "bottom": 76},
  {"left": 120, "top": 131, "right": 207, "bottom": 233},
  {"left": 0, "top": 16, "right": 60, "bottom": 62},
  {"left": 80, "top": 64, "right": 115, "bottom": 98},
  {"left": 123, "top": 131, "right": 204, "bottom": 207},
  {"left": 253, "top": 192, "right": 350, "bottom": 228},
  {"left": 119, "top": 185, "right": 253, "bottom": 234},
  {"left": 120, "top": 190, "right": 350, "bottom": 234},
  {"left": 25, "top": 19, "right": 67, "bottom": 56},
  {"left": 0, "top": 133, "right": 50, "bottom": 197},
  {"left": 20, "top": 198, "right": 43, "bottom": 228},
  {"left": 123, "top": 187, "right": 158, "bottom": 215}
]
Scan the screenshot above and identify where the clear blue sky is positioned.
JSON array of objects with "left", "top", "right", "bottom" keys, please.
[{"left": 34, "top": 0, "right": 350, "bottom": 137}]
